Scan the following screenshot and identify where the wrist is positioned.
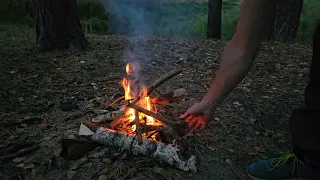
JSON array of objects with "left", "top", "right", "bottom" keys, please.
[{"left": 200, "top": 97, "right": 217, "bottom": 111}]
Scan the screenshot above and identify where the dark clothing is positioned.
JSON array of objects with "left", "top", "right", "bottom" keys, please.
[{"left": 290, "top": 22, "right": 320, "bottom": 167}]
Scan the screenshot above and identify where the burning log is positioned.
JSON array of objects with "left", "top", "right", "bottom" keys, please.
[
  {"left": 128, "top": 103, "right": 185, "bottom": 127},
  {"left": 147, "top": 68, "right": 182, "bottom": 95},
  {"left": 91, "top": 127, "right": 197, "bottom": 172},
  {"left": 134, "top": 110, "right": 142, "bottom": 144}
]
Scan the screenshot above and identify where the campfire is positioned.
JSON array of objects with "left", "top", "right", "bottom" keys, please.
[{"left": 79, "top": 62, "right": 196, "bottom": 172}]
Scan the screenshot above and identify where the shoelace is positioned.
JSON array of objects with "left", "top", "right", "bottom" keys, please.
[{"left": 269, "top": 153, "right": 304, "bottom": 177}]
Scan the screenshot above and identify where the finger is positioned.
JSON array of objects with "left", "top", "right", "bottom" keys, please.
[
  {"left": 180, "top": 111, "right": 190, "bottom": 119},
  {"left": 188, "top": 119, "right": 198, "bottom": 128},
  {"left": 189, "top": 123, "right": 202, "bottom": 133},
  {"left": 195, "top": 123, "right": 206, "bottom": 133},
  {"left": 185, "top": 115, "right": 194, "bottom": 123}
]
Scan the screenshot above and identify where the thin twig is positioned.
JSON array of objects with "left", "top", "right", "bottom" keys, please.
[
  {"left": 104, "top": 96, "right": 125, "bottom": 110},
  {"left": 127, "top": 103, "right": 185, "bottom": 127},
  {"left": 147, "top": 68, "right": 182, "bottom": 95},
  {"left": 0, "top": 145, "right": 39, "bottom": 162}
]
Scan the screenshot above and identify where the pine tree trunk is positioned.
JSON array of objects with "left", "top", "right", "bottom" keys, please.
[
  {"left": 35, "top": 0, "right": 88, "bottom": 51},
  {"left": 268, "top": 0, "right": 303, "bottom": 41},
  {"left": 206, "top": 0, "right": 222, "bottom": 39}
]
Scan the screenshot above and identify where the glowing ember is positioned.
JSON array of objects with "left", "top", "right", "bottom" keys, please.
[{"left": 120, "top": 63, "right": 160, "bottom": 135}]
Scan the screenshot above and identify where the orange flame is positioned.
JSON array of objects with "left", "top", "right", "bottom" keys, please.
[{"left": 121, "top": 63, "right": 159, "bottom": 133}]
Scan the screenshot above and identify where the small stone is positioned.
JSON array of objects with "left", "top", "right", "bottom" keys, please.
[{"left": 225, "top": 159, "right": 232, "bottom": 165}]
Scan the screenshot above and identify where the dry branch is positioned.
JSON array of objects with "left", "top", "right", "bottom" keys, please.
[
  {"left": 147, "top": 68, "right": 182, "bottom": 95},
  {"left": 109, "top": 98, "right": 140, "bottom": 129},
  {"left": 151, "top": 88, "right": 186, "bottom": 105},
  {"left": 104, "top": 96, "right": 125, "bottom": 110},
  {"left": 0, "top": 145, "right": 39, "bottom": 162},
  {"left": 128, "top": 103, "right": 185, "bottom": 127},
  {"left": 92, "top": 127, "right": 196, "bottom": 172},
  {"left": 108, "top": 107, "right": 128, "bottom": 129},
  {"left": 134, "top": 110, "right": 142, "bottom": 144}
]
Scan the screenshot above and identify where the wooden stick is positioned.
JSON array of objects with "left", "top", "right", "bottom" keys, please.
[
  {"left": 147, "top": 68, "right": 182, "bottom": 95},
  {"left": 151, "top": 88, "right": 186, "bottom": 105},
  {"left": 127, "top": 103, "right": 185, "bottom": 127},
  {"left": 0, "top": 145, "right": 39, "bottom": 162},
  {"left": 109, "top": 98, "right": 140, "bottom": 129},
  {"left": 104, "top": 96, "right": 125, "bottom": 110},
  {"left": 108, "top": 107, "right": 128, "bottom": 129},
  {"left": 134, "top": 110, "right": 142, "bottom": 144}
]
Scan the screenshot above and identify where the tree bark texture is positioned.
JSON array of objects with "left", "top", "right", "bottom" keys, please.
[
  {"left": 268, "top": 0, "right": 303, "bottom": 41},
  {"left": 92, "top": 127, "right": 197, "bottom": 172},
  {"left": 35, "top": 0, "right": 88, "bottom": 51},
  {"left": 206, "top": 0, "right": 222, "bottom": 39}
]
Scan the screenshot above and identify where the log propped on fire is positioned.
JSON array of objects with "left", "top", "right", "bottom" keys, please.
[{"left": 91, "top": 127, "right": 197, "bottom": 172}]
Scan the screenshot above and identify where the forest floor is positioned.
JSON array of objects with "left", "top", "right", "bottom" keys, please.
[{"left": 0, "top": 24, "right": 313, "bottom": 180}]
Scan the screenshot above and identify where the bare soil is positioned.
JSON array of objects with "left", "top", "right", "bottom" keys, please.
[{"left": 0, "top": 24, "right": 313, "bottom": 180}]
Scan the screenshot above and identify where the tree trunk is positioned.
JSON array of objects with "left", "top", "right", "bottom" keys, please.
[
  {"left": 268, "top": 0, "right": 303, "bottom": 41},
  {"left": 35, "top": 0, "right": 88, "bottom": 51},
  {"left": 206, "top": 0, "right": 222, "bottom": 39}
]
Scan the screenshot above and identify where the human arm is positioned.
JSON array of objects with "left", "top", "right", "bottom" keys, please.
[{"left": 182, "top": 0, "right": 276, "bottom": 132}]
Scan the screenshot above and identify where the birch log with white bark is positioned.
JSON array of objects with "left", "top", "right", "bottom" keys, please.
[{"left": 91, "top": 127, "right": 197, "bottom": 172}]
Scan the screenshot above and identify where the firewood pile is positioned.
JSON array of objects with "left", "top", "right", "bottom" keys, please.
[{"left": 79, "top": 65, "right": 197, "bottom": 172}]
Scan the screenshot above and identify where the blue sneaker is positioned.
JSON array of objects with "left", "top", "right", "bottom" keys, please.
[{"left": 247, "top": 153, "right": 320, "bottom": 180}]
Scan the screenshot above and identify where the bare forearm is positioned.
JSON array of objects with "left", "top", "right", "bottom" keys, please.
[{"left": 202, "top": 0, "right": 276, "bottom": 109}]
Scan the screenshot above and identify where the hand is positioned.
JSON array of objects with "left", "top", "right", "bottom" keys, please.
[{"left": 180, "top": 101, "right": 215, "bottom": 133}]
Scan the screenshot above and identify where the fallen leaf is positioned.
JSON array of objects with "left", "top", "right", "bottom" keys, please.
[
  {"left": 98, "top": 175, "right": 108, "bottom": 180},
  {"left": 40, "top": 123, "right": 49, "bottom": 128},
  {"left": 99, "top": 167, "right": 111, "bottom": 175},
  {"left": 254, "top": 146, "right": 266, "bottom": 153},
  {"left": 102, "top": 158, "right": 113, "bottom": 164},
  {"left": 79, "top": 61, "right": 85, "bottom": 64},
  {"left": 12, "top": 157, "right": 25, "bottom": 163},
  {"left": 67, "top": 171, "right": 77, "bottom": 179},
  {"left": 152, "top": 167, "right": 164, "bottom": 174},
  {"left": 214, "top": 117, "right": 220, "bottom": 121},
  {"left": 249, "top": 118, "right": 257, "bottom": 124},
  {"left": 233, "top": 101, "right": 241, "bottom": 106},
  {"left": 208, "top": 146, "right": 216, "bottom": 151},
  {"left": 68, "top": 134, "right": 75, "bottom": 139},
  {"left": 227, "top": 148, "right": 234, "bottom": 153},
  {"left": 225, "top": 159, "right": 232, "bottom": 165}
]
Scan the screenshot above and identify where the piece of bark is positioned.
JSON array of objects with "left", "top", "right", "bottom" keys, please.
[
  {"left": 92, "top": 127, "right": 196, "bottom": 172},
  {"left": 147, "top": 68, "right": 182, "bottom": 95},
  {"left": 60, "top": 139, "right": 100, "bottom": 160},
  {"left": 128, "top": 103, "right": 185, "bottom": 127},
  {"left": 0, "top": 145, "right": 39, "bottom": 162},
  {"left": 151, "top": 88, "right": 186, "bottom": 105}
]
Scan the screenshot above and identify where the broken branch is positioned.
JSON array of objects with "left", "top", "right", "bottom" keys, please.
[
  {"left": 134, "top": 110, "right": 142, "bottom": 144},
  {"left": 104, "top": 96, "right": 125, "bottom": 110},
  {"left": 109, "top": 98, "right": 140, "bottom": 129},
  {"left": 0, "top": 145, "right": 39, "bottom": 162},
  {"left": 127, "top": 103, "right": 185, "bottom": 127},
  {"left": 151, "top": 88, "right": 186, "bottom": 105},
  {"left": 147, "top": 68, "right": 182, "bottom": 95}
]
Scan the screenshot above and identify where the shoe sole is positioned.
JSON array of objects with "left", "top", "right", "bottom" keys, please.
[{"left": 247, "top": 171, "right": 309, "bottom": 180}]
